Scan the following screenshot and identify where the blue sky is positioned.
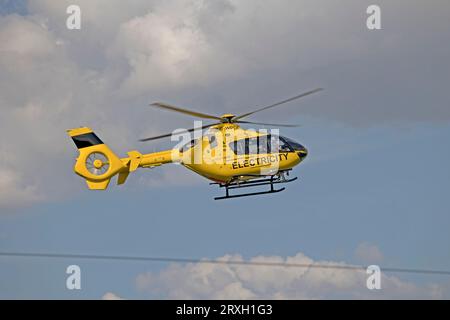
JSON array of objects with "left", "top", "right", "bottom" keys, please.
[
  {"left": 0, "top": 0, "right": 27, "bottom": 16},
  {"left": 0, "top": 0, "right": 450, "bottom": 299},
  {"left": 2, "top": 120, "right": 450, "bottom": 298}
]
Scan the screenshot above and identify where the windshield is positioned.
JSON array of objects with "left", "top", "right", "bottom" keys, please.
[{"left": 280, "top": 136, "right": 305, "bottom": 151}]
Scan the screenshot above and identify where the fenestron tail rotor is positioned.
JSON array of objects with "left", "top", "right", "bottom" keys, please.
[
  {"left": 85, "top": 152, "right": 110, "bottom": 176},
  {"left": 141, "top": 88, "right": 323, "bottom": 141}
]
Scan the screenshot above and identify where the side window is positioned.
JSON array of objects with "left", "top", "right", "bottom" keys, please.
[
  {"left": 230, "top": 139, "right": 246, "bottom": 155},
  {"left": 270, "top": 135, "right": 279, "bottom": 153},
  {"left": 208, "top": 135, "right": 217, "bottom": 149},
  {"left": 180, "top": 139, "right": 197, "bottom": 153},
  {"left": 248, "top": 137, "right": 258, "bottom": 154},
  {"left": 258, "top": 135, "right": 269, "bottom": 154}
]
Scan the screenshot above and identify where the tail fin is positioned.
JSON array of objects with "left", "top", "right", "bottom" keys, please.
[{"left": 67, "top": 127, "right": 127, "bottom": 190}]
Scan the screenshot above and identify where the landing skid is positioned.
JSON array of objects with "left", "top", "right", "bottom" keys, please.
[{"left": 211, "top": 171, "right": 298, "bottom": 200}]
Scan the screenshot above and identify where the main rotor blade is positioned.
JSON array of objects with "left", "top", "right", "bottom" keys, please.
[
  {"left": 150, "top": 102, "right": 223, "bottom": 121},
  {"left": 139, "top": 123, "right": 219, "bottom": 142},
  {"left": 233, "top": 88, "right": 323, "bottom": 121},
  {"left": 236, "top": 120, "right": 300, "bottom": 128}
]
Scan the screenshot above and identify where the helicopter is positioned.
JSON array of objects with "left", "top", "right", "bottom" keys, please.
[{"left": 67, "top": 88, "right": 322, "bottom": 200}]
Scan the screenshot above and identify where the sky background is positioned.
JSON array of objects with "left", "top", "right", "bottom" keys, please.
[{"left": 0, "top": 0, "right": 450, "bottom": 299}]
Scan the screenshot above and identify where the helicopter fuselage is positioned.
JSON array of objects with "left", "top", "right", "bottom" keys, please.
[{"left": 175, "top": 123, "right": 307, "bottom": 183}]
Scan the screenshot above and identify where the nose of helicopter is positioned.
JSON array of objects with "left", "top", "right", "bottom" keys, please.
[{"left": 296, "top": 145, "right": 308, "bottom": 160}]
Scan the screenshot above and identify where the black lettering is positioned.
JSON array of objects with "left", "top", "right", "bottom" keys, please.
[
  {"left": 232, "top": 162, "right": 238, "bottom": 170},
  {"left": 243, "top": 159, "right": 249, "bottom": 167}
]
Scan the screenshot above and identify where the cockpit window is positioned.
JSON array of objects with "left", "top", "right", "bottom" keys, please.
[
  {"left": 228, "top": 135, "right": 301, "bottom": 155},
  {"left": 279, "top": 137, "right": 293, "bottom": 152},
  {"left": 269, "top": 135, "right": 293, "bottom": 152},
  {"left": 281, "top": 136, "right": 303, "bottom": 150}
]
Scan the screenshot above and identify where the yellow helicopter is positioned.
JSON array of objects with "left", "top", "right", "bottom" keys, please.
[{"left": 67, "top": 88, "right": 322, "bottom": 199}]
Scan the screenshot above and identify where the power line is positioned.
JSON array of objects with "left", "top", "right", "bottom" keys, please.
[{"left": 1, "top": 251, "right": 449, "bottom": 276}]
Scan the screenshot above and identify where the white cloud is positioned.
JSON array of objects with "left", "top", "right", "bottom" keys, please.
[
  {"left": 112, "top": 10, "right": 230, "bottom": 94},
  {"left": 0, "top": 167, "right": 43, "bottom": 207},
  {"left": 0, "top": 14, "right": 105, "bottom": 208},
  {"left": 0, "top": 15, "right": 55, "bottom": 57},
  {"left": 355, "top": 242, "right": 384, "bottom": 264},
  {"left": 135, "top": 252, "right": 447, "bottom": 299},
  {"left": 102, "top": 292, "right": 123, "bottom": 300},
  {"left": 1, "top": 0, "right": 449, "bottom": 208}
]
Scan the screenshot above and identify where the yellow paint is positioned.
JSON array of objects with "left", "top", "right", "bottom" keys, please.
[{"left": 67, "top": 125, "right": 306, "bottom": 190}]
